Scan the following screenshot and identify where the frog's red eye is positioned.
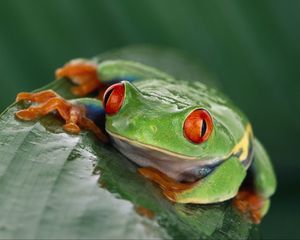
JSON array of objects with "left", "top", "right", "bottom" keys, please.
[
  {"left": 183, "top": 109, "right": 213, "bottom": 144},
  {"left": 103, "top": 82, "right": 125, "bottom": 115}
]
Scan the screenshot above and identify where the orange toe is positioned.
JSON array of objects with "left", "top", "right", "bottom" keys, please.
[
  {"left": 16, "top": 92, "right": 32, "bottom": 102},
  {"left": 55, "top": 59, "right": 98, "bottom": 80},
  {"left": 63, "top": 123, "right": 81, "bottom": 134},
  {"left": 16, "top": 109, "right": 37, "bottom": 120}
]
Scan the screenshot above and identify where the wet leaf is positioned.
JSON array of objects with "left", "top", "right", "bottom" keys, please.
[{"left": 0, "top": 46, "right": 257, "bottom": 239}]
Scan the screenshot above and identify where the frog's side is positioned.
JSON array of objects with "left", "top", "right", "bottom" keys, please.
[{"left": 15, "top": 58, "right": 276, "bottom": 223}]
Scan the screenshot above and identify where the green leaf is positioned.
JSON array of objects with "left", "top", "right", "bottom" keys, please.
[{"left": 0, "top": 46, "right": 257, "bottom": 239}]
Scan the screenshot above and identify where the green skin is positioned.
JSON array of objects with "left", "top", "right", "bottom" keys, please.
[{"left": 74, "top": 60, "right": 277, "bottom": 206}]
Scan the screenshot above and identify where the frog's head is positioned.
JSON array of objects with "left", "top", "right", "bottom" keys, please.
[{"left": 103, "top": 81, "right": 253, "bottom": 203}]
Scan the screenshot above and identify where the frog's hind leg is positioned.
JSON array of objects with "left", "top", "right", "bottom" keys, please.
[
  {"left": 234, "top": 138, "right": 276, "bottom": 224},
  {"left": 55, "top": 59, "right": 102, "bottom": 97},
  {"left": 234, "top": 189, "right": 270, "bottom": 224}
]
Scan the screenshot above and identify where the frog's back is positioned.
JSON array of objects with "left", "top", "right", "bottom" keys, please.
[{"left": 134, "top": 79, "right": 229, "bottom": 109}]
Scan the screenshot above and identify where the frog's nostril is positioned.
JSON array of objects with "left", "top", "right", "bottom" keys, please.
[{"left": 103, "top": 83, "right": 125, "bottom": 115}]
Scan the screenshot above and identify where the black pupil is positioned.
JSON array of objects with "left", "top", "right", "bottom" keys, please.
[
  {"left": 103, "top": 88, "right": 114, "bottom": 107},
  {"left": 200, "top": 119, "right": 207, "bottom": 137}
]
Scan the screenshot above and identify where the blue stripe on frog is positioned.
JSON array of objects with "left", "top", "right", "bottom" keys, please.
[
  {"left": 71, "top": 98, "right": 105, "bottom": 128},
  {"left": 85, "top": 103, "right": 105, "bottom": 123}
]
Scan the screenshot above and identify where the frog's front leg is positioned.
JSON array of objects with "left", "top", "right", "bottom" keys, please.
[
  {"left": 234, "top": 138, "right": 276, "bottom": 223},
  {"left": 56, "top": 59, "right": 173, "bottom": 97},
  {"left": 140, "top": 156, "right": 247, "bottom": 204},
  {"left": 16, "top": 90, "right": 108, "bottom": 142}
]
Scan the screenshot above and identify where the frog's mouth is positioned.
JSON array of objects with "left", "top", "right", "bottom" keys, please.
[{"left": 107, "top": 126, "right": 253, "bottom": 183}]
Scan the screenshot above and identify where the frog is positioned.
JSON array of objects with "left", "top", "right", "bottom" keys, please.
[{"left": 15, "top": 57, "right": 276, "bottom": 223}]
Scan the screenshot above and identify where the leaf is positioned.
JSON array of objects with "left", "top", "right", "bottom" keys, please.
[{"left": 0, "top": 46, "right": 257, "bottom": 239}]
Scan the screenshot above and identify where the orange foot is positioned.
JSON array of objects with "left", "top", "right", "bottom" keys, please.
[
  {"left": 16, "top": 90, "right": 108, "bottom": 142},
  {"left": 55, "top": 59, "right": 104, "bottom": 97},
  {"left": 138, "top": 167, "right": 195, "bottom": 202},
  {"left": 233, "top": 190, "right": 267, "bottom": 224}
]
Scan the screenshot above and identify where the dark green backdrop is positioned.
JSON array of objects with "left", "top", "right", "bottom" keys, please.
[{"left": 0, "top": 0, "right": 298, "bottom": 239}]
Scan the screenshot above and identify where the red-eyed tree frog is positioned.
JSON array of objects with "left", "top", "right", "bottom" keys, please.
[{"left": 15, "top": 58, "right": 276, "bottom": 223}]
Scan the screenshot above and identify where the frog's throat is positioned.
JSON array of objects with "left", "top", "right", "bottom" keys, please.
[{"left": 106, "top": 123, "right": 253, "bottom": 166}]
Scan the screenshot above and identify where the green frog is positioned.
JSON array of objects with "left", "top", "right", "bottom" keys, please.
[{"left": 15, "top": 57, "right": 276, "bottom": 223}]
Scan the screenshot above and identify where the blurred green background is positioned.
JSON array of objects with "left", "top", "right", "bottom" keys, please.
[{"left": 0, "top": 0, "right": 299, "bottom": 239}]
